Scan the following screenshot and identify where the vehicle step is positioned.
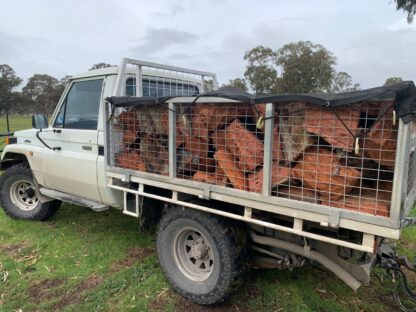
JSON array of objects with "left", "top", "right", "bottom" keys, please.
[{"left": 39, "top": 188, "right": 109, "bottom": 212}]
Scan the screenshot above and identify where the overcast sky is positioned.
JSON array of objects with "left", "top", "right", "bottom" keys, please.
[{"left": 0, "top": 0, "right": 415, "bottom": 89}]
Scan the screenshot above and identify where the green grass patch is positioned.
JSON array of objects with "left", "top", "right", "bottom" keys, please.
[{"left": 1, "top": 204, "right": 415, "bottom": 311}]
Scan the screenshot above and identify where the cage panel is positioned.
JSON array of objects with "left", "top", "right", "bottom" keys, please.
[{"left": 109, "top": 99, "right": 399, "bottom": 219}]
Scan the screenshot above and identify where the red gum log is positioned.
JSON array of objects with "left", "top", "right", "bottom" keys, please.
[
  {"left": 214, "top": 149, "right": 247, "bottom": 190},
  {"left": 116, "top": 151, "right": 147, "bottom": 172},
  {"left": 291, "top": 147, "right": 361, "bottom": 201},
  {"left": 272, "top": 124, "right": 284, "bottom": 162},
  {"left": 140, "top": 133, "right": 169, "bottom": 175},
  {"left": 210, "top": 129, "right": 227, "bottom": 150},
  {"left": 192, "top": 171, "right": 227, "bottom": 187},
  {"left": 278, "top": 186, "right": 321, "bottom": 204},
  {"left": 193, "top": 103, "right": 253, "bottom": 131},
  {"left": 321, "top": 193, "right": 390, "bottom": 217},
  {"left": 364, "top": 111, "right": 397, "bottom": 170},
  {"left": 123, "top": 130, "right": 138, "bottom": 145},
  {"left": 226, "top": 120, "right": 264, "bottom": 171},
  {"left": 359, "top": 100, "right": 395, "bottom": 116},
  {"left": 247, "top": 165, "right": 291, "bottom": 193},
  {"left": 117, "top": 111, "right": 139, "bottom": 131},
  {"left": 191, "top": 115, "right": 210, "bottom": 142},
  {"left": 278, "top": 102, "right": 316, "bottom": 162},
  {"left": 184, "top": 135, "right": 215, "bottom": 172},
  {"left": 304, "top": 108, "right": 360, "bottom": 152}
]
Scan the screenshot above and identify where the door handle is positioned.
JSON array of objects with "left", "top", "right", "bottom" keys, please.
[{"left": 82, "top": 145, "right": 92, "bottom": 151}]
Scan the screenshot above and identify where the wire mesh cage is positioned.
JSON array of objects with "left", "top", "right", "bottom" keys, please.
[{"left": 109, "top": 98, "right": 399, "bottom": 218}]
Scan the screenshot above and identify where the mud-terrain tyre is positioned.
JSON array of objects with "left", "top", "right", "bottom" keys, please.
[
  {"left": 156, "top": 206, "right": 248, "bottom": 305},
  {"left": 0, "top": 164, "right": 61, "bottom": 220}
]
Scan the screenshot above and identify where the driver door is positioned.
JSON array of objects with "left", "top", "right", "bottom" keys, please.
[{"left": 39, "top": 78, "right": 104, "bottom": 202}]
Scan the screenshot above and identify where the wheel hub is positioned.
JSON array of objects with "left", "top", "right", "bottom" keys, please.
[
  {"left": 9, "top": 180, "right": 39, "bottom": 211},
  {"left": 190, "top": 239, "right": 209, "bottom": 259},
  {"left": 174, "top": 228, "right": 214, "bottom": 282}
]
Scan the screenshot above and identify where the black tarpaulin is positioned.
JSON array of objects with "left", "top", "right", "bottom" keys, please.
[{"left": 106, "top": 81, "right": 416, "bottom": 123}]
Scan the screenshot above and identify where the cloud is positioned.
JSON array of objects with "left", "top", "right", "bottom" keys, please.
[{"left": 130, "top": 27, "right": 198, "bottom": 54}]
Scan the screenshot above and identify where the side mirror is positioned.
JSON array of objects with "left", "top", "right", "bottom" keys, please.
[{"left": 32, "top": 114, "right": 48, "bottom": 130}]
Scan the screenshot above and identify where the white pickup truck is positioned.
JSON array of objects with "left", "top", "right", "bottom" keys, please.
[{"left": 1, "top": 58, "right": 416, "bottom": 306}]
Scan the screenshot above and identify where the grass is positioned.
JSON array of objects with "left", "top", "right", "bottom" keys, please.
[
  {"left": 1, "top": 206, "right": 415, "bottom": 312},
  {"left": 0, "top": 116, "right": 415, "bottom": 311}
]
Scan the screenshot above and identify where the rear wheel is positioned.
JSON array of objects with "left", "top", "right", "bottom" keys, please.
[
  {"left": 156, "top": 206, "right": 248, "bottom": 305},
  {"left": 0, "top": 164, "right": 61, "bottom": 220}
]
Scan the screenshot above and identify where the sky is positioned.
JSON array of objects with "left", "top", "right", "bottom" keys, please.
[{"left": 0, "top": 0, "right": 415, "bottom": 89}]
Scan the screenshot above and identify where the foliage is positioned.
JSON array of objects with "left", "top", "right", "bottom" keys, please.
[
  {"left": 275, "top": 41, "right": 336, "bottom": 94},
  {"left": 243, "top": 41, "right": 355, "bottom": 95},
  {"left": 244, "top": 46, "right": 279, "bottom": 94},
  {"left": 330, "top": 72, "right": 361, "bottom": 93},
  {"left": 22, "top": 74, "right": 65, "bottom": 115},
  {"left": 221, "top": 78, "right": 248, "bottom": 92},
  {"left": 384, "top": 76, "right": 404, "bottom": 86},
  {"left": 89, "top": 63, "right": 114, "bottom": 71},
  {"left": 395, "top": 0, "right": 416, "bottom": 22},
  {"left": 0, "top": 65, "right": 22, "bottom": 113}
]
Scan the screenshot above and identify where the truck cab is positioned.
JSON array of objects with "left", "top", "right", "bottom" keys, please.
[{"left": 0, "top": 60, "right": 216, "bottom": 212}]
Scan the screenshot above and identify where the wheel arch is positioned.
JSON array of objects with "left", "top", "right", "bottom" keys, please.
[{"left": 0, "top": 152, "right": 29, "bottom": 171}]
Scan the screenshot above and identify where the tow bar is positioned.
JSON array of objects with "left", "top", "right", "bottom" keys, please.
[{"left": 377, "top": 244, "right": 416, "bottom": 312}]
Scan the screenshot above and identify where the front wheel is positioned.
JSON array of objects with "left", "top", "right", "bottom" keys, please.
[
  {"left": 0, "top": 164, "right": 61, "bottom": 220},
  {"left": 156, "top": 206, "right": 248, "bottom": 305}
]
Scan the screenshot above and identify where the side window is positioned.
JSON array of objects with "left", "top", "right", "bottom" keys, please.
[{"left": 54, "top": 79, "right": 103, "bottom": 130}]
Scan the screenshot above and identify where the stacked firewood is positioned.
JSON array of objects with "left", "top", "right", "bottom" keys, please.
[{"left": 114, "top": 100, "right": 397, "bottom": 217}]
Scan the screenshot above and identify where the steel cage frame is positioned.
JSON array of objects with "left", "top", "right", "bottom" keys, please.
[{"left": 104, "top": 59, "right": 415, "bottom": 253}]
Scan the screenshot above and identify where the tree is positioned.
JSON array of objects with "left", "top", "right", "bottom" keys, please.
[
  {"left": 395, "top": 0, "right": 416, "bottom": 23},
  {"left": 275, "top": 41, "right": 336, "bottom": 94},
  {"left": 220, "top": 78, "right": 248, "bottom": 92},
  {"left": 23, "top": 74, "right": 64, "bottom": 115},
  {"left": 330, "top": 72, "right": 360, "bottom": 93},
  {"left": 243, "top": 46, "right": 279, "bottom": 94},
  {"left": 89, "top": 63, "right": 114, "bottom": 70},
  {"left": 0, "top": 65, "right": 22, "bottom": 113},
  {"left": 384, "top": 77, "right": 403, "bottom": 86}
]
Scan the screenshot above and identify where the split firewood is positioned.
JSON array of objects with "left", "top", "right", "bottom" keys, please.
[
  {"left": 292, "top": 147, "right": 361, "bottom": 201},
  {"left": 139, "top": 133, "right": 169, "bottom": 175},
  {"left": 304, "top": 108, "right": 360, "bottom": 152},
  {"left": 192, "top": 170, "right": 227, "bottom": 187},
  {"left": 247, "top": 165, "right": 291, "bottom": 193},
  {"left": 192, "top": 103, "right": 253, "bottom": 132},
  {"left": 277, "top": 102, "right": 316, "bottom": 163},
  {"left": 116, "top": 151, "right": 146, "bottom": 172},
  {"left": 363, "top": 110, "right": 397, "bottom": 170},
  {"left": 183, "top": 135, "right": 215, "bottom": 172},
  {"left": 214, "top": 149, "right": 247, "bottom": 190},
  {"left": 321, "top": 190, "right": 390, "bottom": 217},
  {"left": 225, "top": 120, "right": 264, "bottom": 171},
  {"left": 277, "top": 186, "right": 321, "bottom": 204},
  {"left": 116, "top": 111, "right": 140, "bottom": 131}
]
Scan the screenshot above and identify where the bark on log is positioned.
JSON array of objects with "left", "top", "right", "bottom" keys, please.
[
  {"left": 278, "top": 102, "right": 316, "bottom": 163},
  {"left": 139, "top": 133, "right": 169, "bottom": 175},
  {"left": 292, "top": 147, "right": 361, "bottom": 201}
]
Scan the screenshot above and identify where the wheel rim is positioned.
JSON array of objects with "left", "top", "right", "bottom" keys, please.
[
  {"left": 173, "top": 227, "right": 214, "bottom": 282},
  {"left": 9, "top": 180, "right": 39, "bottom": 211}
]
